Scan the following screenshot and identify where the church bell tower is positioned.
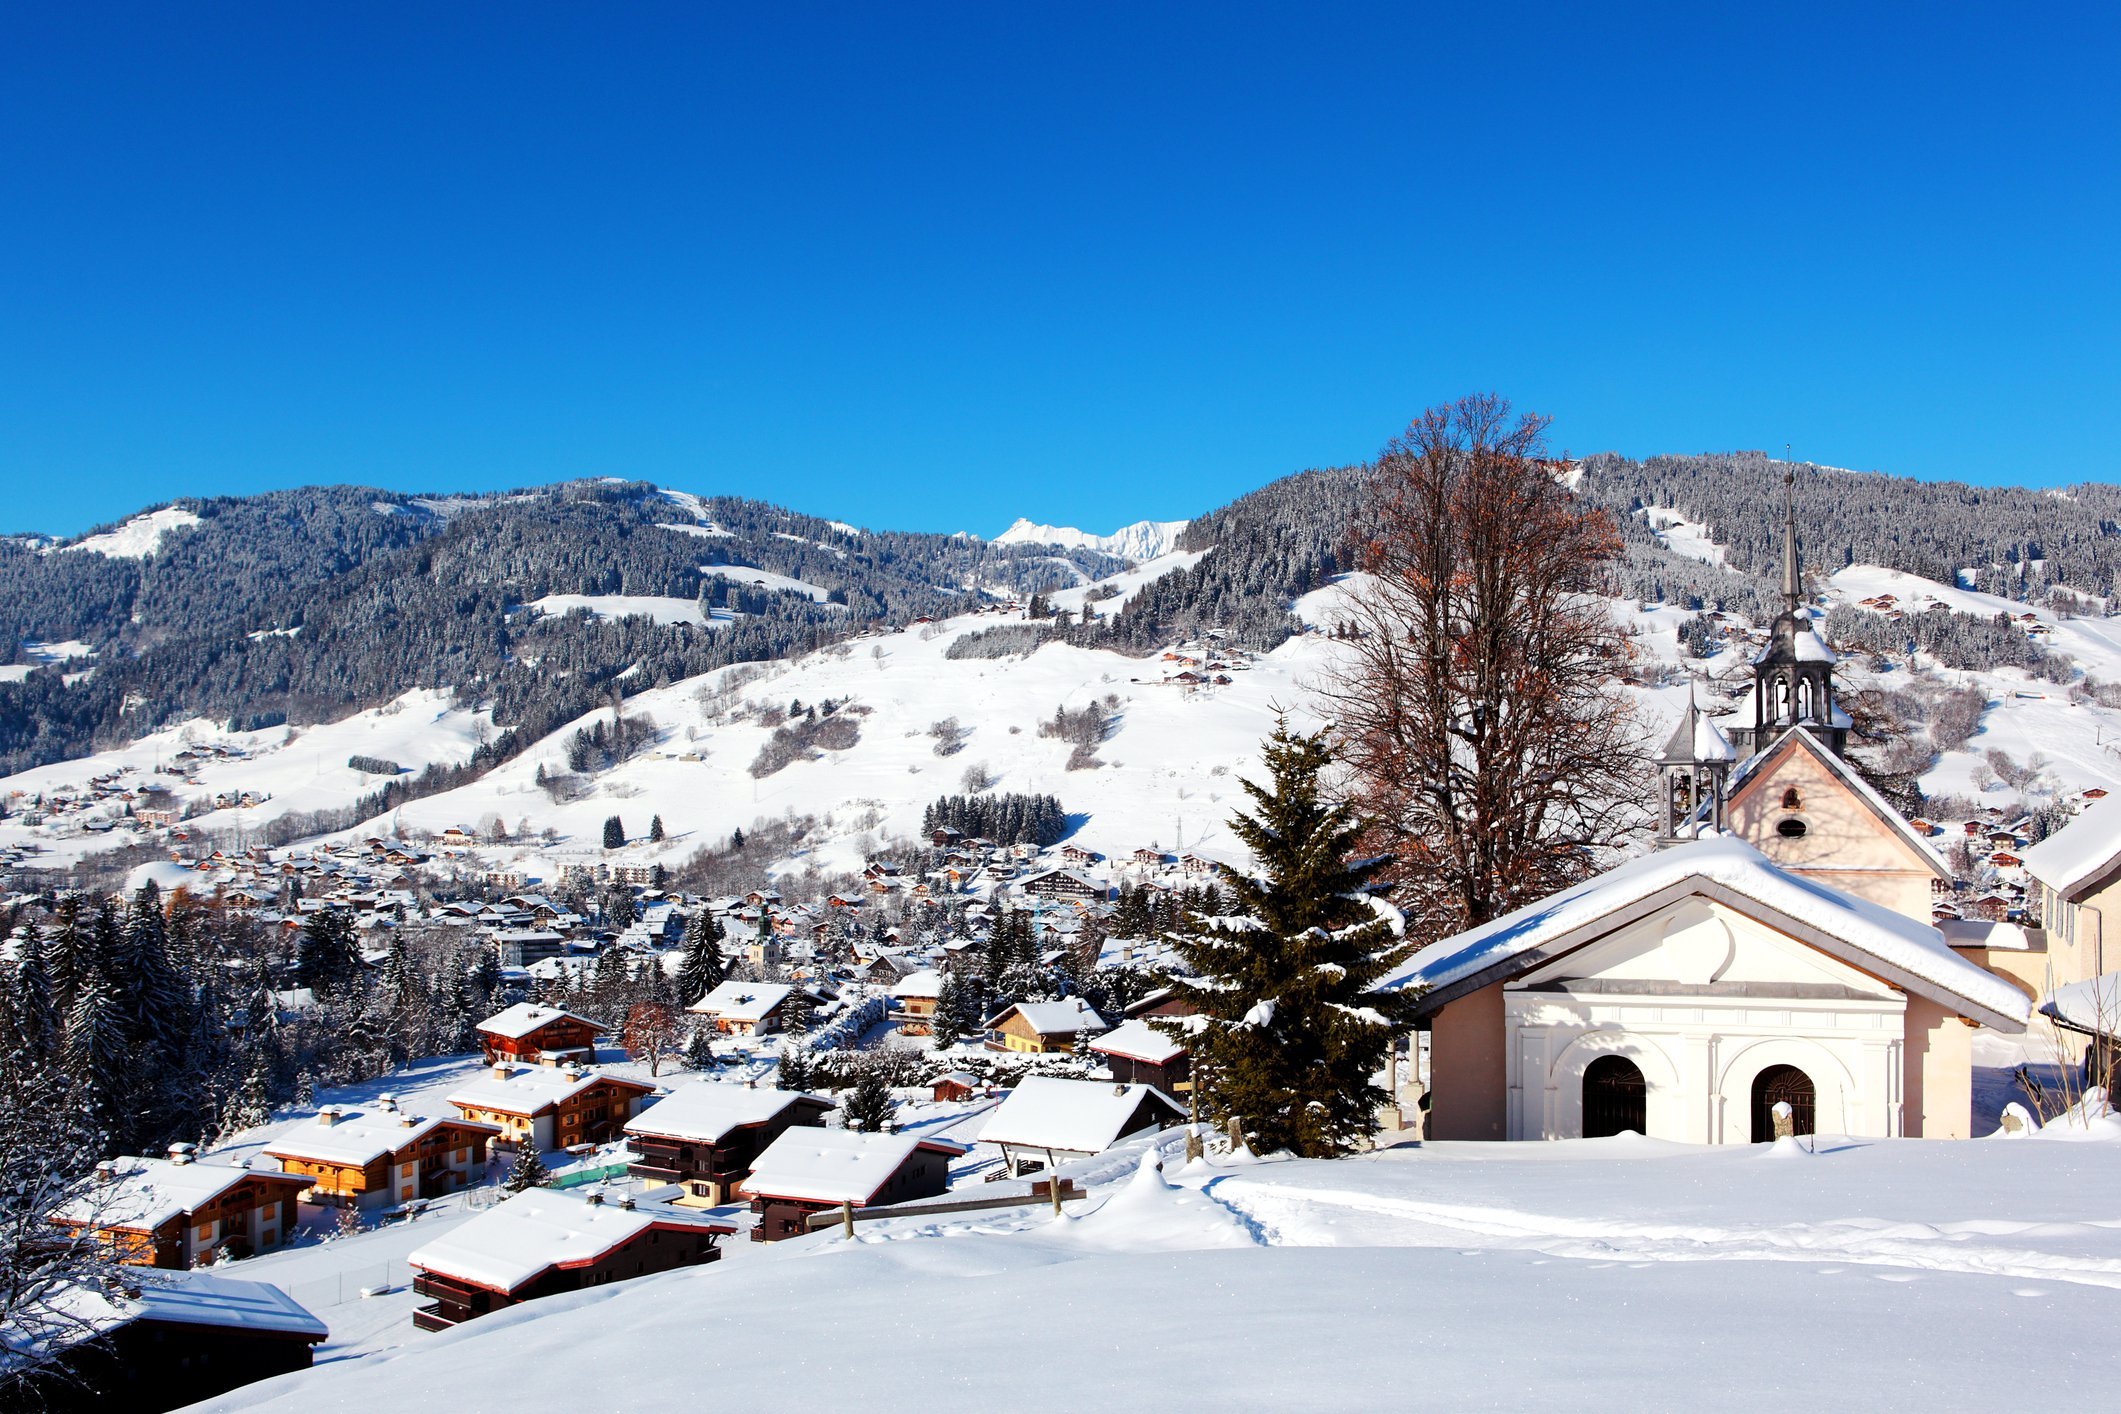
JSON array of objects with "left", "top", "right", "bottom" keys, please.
[{"left": 1728, "top": 466, "right": 1848, "bottom": 758}]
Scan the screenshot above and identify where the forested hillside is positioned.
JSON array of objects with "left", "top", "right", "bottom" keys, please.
[
  {"left": 0, "top": 482, "right": 1118, "bottom": 775},
  {"left": 1578, "top": 451, "right": 2121, "bottom": 604},
  {"left": 5, "top": 451, "right": 2117, "bottom": 786}
]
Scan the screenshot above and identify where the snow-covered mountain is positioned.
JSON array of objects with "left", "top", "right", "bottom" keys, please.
[{"left": 992, "top": 517, "right": 1189, "bottom": 562}]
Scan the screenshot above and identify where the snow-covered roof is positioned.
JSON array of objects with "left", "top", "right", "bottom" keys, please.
[
  {"left": 1379, "top": 836, "right": 2029, "bottom": 1031},
  {"left": 2043, "top": 970, "right": 2121, "bottom": 1039},
  {"left": 476, "top": 1001, "right": 605, "bottom": 1040},
  {"left": 1659, "top": 693, "right": 1735, "bottom": 765},
  {"left": 624, "top": 1083, "right": 822, "bottom": 1145},
  {"left": 263, "top": 1109, "right": 499, "bottom": 1168},
  {"left": 993, "top": 997, "right": 1106, "bottom": 1036},
  {"left": 134, "top": 1270, "right": 329, "bottom": 1340},
  {"left": 1724, "top": 727, "right": 1950, "bottom": 878},
  {"left": 977, "top": 1076, "right": 1184, "bottom": 1155},
  {"left": 446, "top": 1064, "right": 650, "bottom": 1118},
  {"left": 410, "top": 1188, "right": 732, "bottom": 1294},
  {"left": 688, "top": 980, "right": 794, "bottom": 1021},
  {"left": 890, "top": 968, "right": 944, "bottom": 1000},
  {"left": 54, "top": 1157, "right": 309, "bottom": 1232},
  {"left": 24, "top": 1270, "right": 327, "bottom": 1362},
  {"left": 742, "top": 1129, "right": 967, "bottom": 1206},
  {"left": 1087, "top": 1018, "right": 1188, "bottom": 1066},
  {"left": 2021, "top": 794, "right": 2121, "bottom": 898},
  {"left": 1936, "top": 918, "right": 2033, "bottom": 952}
]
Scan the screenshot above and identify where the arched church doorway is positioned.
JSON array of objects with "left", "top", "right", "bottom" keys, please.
[
  {"left": 1582, "top": 1055, "right": 1647, "bottom": 1138},
  {"left": 1750, "top": 1064, "right": 1816, "bottom": 1141}
]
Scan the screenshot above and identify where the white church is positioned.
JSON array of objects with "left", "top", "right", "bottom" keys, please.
[{"left": 1386, "top": 481, "right": 2039, "bottom": 1143}]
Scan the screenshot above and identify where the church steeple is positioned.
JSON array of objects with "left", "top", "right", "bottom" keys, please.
[
  {"left": 1657, "top": 684, "right": 1735, "bottom": 846},
  {"left": 1779, "top": 466, "right": 1801, "bottom": 616},
  {"left": 1727, "top": 458, "right": 1850, "bottom": 759}
]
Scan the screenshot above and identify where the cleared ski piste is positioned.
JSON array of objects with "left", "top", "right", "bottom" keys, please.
[{"left": 197, "top": 1122, "right": 2121, "bottom": 1412}]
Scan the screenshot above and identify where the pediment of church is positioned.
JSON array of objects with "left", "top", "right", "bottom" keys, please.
[{"left": 1512, "top": 893, "right": 1898, "bottom": 1001}]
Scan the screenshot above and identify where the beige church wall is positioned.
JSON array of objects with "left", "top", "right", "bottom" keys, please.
[
  {"left": 1428, "top": 981, "right": 1507, "bottom": 1141},
  {"left": 1902, "top": 995, "right": 1971, "bottom": 1139},
  {"left": 1728, "top": 747, "right": 1934, "bottom": 922}
]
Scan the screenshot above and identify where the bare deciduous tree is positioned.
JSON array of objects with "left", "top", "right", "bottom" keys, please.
[{"left": 1323, "top": 393, "right": 1647, "bottom": 943}]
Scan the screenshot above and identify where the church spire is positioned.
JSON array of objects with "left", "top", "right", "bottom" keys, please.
[{"left": 1779, "top": 457, "right": 1800, "bottom": 616}]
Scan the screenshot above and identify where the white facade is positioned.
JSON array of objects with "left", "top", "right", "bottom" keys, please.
[{"left": 1501, "top": 897, "right": 1910, "bottom": 1143}]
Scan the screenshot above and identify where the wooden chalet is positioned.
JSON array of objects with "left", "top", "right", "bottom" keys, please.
[
  {"left": 979, "top": 1077, "right": 1186, "bottom": 1176},
  {"left": 474, "top": 1001, "right": 606, "bottom": 1065},
  {"left": 985, "top": 997, "right": 1107, "bottom": 1054},
  {"left": 688, "top": 979, "right": 797, "bottom": 1036},
  {"left": 889, "top": 968, "right": 945, "bottom": 1034},
  {"left": 743, "top": 1129, "right": 967, "bottom": 1241},
  {"left": 932, "top": 1071, "right": 981, "bottom": 1102},
  {"left": 55, "top": 1150, "right": 313, "bottom": 1269},
  {"left": 445, "top": 1062, "right": 657, "bottom": 1152},
  {"left": 409, "top": 1187, "right": 733, "bottom": 1331},
  {"left": 24, "top": 1271, "right": 326, "bottom": 1413},
  {"left": 262, "top": 1103, "right": 501, "bottom": 1209},
  {"left": 623, "top": 1083, "right": 833, "bottom": 1202},
  {"left": 1017, "top": 867, "right": 1105, "bottom": 904},
  {"left": 1088, "top": 1017, "right": 1193, "bottom": 1093}
]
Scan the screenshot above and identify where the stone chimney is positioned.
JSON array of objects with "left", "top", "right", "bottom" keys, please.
[
  {"left": 95, "top": 1160, "right": 117, "bottom": 1184},
  {"left": 492, "top": 1061, "right": 514, "bottom": 1081},
  {"left": 400, "top": 1113, "right": 420, "bottom": 1128},
  {"left": 317, "top": 1107, "right": 342, "bottom": 1127},
  {"left": 166, "top": 1142, "right": 196, "bottom": 1165},
  {"left": 377, "top": 1093, "right": 398, "bottom": 1113}
]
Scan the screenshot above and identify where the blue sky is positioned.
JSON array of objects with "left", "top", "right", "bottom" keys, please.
[{"left": 3, "top": 4, "right": 2114, "bottom": 538}]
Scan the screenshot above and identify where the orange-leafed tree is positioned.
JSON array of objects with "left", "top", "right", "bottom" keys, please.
[
  {"left": 1324, "top": 393, "right": 1647, "bottom": 944},
  {"left": 621, "top": 1001, "right": 682, "bottom": 1077}
]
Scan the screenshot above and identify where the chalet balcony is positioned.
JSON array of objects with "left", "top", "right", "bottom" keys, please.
[{"left": 412, "top": 1303, "right": 460, "bottom": 1333}]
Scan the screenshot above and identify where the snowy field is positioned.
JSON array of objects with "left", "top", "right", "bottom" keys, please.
[
  {"left": 0, "top": 689, "right": 492, "bottom": 869},
  {"left": 196, "top": 1124, "right": 2121, "bottom": 1412},
  {"left": 521, "top": 594, "right": 727, "bottom": 628}
]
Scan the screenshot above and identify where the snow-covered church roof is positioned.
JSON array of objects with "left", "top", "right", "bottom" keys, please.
[{"left": 1378, "top": 836, "right": 2027, "bottom": 1031}]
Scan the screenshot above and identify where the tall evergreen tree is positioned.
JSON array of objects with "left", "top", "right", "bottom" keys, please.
[
  {"left": 7, "top": 924, "right": 57, "bottom": 1062},
  {"left": 1159, "top": 722, "right": 1420, "bottom": 1158},
  {"left": 62, "top": 966, "right": 127, "bottom": 1153},
  {"left": 296, "top": 909, "right": 361, "bottom": 994},
  {"left": 675, "top": 910, "right": 727, "bottom": 1007},
  {"left": 648, "top": 814, "right": 665, "bottom": 843},
  {"left": 602, "top": 815, "right": 626, "bottom": 849}
]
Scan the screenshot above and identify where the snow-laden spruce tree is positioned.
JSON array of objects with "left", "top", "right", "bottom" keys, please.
[
  {"left": 1157, "top": 721, "right": 1420, "bottom": 1158},
  {"left": 503, "top": 1140, "right": 550, "bottom": 1193},
  {"left": 841, "top": 1062, "right": 897, "bottom": 1133}
]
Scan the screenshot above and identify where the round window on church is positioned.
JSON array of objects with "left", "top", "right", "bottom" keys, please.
[{"left": 1776, "top": 817, "right": 1808, "bottom": 839}]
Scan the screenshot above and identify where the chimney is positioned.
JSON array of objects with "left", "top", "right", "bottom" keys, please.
[
  {"left": 585, "top": 1191, "right": 603, "bottom": 1206},
  {"left": 400, "top": 1113, "right": 420, "bottom": 1128},
  {"left": 166, "top": 1142, "right": 196, "bottom": 1165},
  {"left": 378, "top": 1093, "right": 398, "bottom": 1113},
  {"left": 95, "top": 1160, "right": 117, "bottom": 1184},
  {"left": 619, "top": 1195, "right": 635, "bottom": 1210},
  {"left": 318, "top": 1107, "right": 342, "bottom": 1127},
  {"left": 492, "top": 1062, "right": 514, "bottom": 1080}
]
